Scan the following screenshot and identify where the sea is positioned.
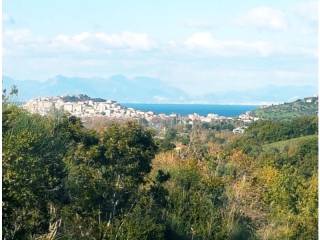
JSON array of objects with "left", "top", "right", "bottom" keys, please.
[{"left": 123, "top": 103, "right": 258, "bottom": 117}]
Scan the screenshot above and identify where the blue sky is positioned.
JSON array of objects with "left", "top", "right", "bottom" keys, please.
[{"left": 3, "top": 0, "right": 318, "bottom": 97}]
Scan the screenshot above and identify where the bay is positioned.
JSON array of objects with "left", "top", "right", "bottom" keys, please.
[{"left": 123, "top": 103, "right": 258, "bottom": 117}]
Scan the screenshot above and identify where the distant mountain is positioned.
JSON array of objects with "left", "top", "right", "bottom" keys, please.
[
  {"left": 251, "top": 97, "right": 318, "bottom": 120},
  {"left": 2, "top": 75, "right": 189, "bottom": 103},
  {"left": 3, "top": 75, "right": 317, "bottom": 104},
  {"left": 201, "top": 85, "right": 317, "bottom": 104}
]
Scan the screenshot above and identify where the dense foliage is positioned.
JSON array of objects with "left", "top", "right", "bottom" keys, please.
[
  {"left": 61, "top": 94, "right": 105, "bottom": 102},
  {"left": 2, "top": 97, "right": 318, "bottom": 239},
  {"left": 251, "top": 97, "right": 318, "bottom": 120}
]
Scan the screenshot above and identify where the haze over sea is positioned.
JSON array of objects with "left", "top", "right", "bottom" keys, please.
[{"left": 123, "top": 103, "right": 258, "bottom": 117}]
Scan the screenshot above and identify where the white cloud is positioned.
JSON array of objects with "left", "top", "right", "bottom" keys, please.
[
  {"left": 294, "top": 1, "right": 318, "bottom": 23},
  {"left": 3, "top": 30, "right": 156, "bottom": 56},
  {"left": 51, "top": 32, "right": 155, "bottom": 51},
  {"left": 238, "top": 6, "right": 287, "bottom": 30},
  {"left": 3, "top": 28, "right": 316, "bottom": 60},
  {"left": 183, "top": 32, "right": 273, "bottom": 57},
  {"left": 184, "top": 20, "right": 215, "bottom": 29},
  {"left": 4, "top": 29, "right": 32, "bottom": 43},
  {"left": 3, "top": 29, "right": 44, "bottom": 55}
]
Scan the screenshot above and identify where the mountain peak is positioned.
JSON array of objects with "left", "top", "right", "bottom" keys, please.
[{"left": 3, "top": 75, "right": 187, "bottom": 103}]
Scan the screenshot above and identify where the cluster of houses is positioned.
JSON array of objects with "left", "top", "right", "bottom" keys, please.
[
  {"left": 23, "top": 96, "right": 158, "bottom": 121},
  {"left": 23, "top": 95, "right": 260, "bottom": 134},
  {"left": 238, "top": 112, "right": 260, "bottom": 123},
  {"left": 23, "top": 96, "right": 240, "bottom": 123},
  {"left": 187, "top": 113, "right": 233, "bottom": 123}
]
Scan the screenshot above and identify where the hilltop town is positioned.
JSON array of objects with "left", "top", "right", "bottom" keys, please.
[
  {"left": 24, "top": 95, "right": 158, "bottom": 121},
  {"left": 23, "top": 95, "right": 258, "bottom": 127},
  {"left": 23, "top": 94, "right": 318, "bottom": 136}
]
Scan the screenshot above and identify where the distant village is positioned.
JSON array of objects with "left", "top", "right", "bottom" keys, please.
[{"left": 23, "top": 95, "right": 260, "bottom": 134}]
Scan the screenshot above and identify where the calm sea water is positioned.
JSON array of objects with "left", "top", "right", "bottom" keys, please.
[{"left": 123, "top": 103, "right": 258, "bottom": 117}]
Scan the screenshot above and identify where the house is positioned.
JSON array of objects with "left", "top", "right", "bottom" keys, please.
[
  {"left": 74, "top": 104, "right": 83, "bottom": 113},
  {"left": 233, "top": 127, "right": 245, "bottom": 134},
  {"left": 63, "top": 103, "right": 74, "bottom": 112}
]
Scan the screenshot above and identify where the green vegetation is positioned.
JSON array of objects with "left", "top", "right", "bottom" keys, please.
[
  {"left": 62, "top": 94, "right": 106, "bottom": 102},
  {"left": 263, "top": 134, "right": 317, "bottom": 151},
  {"left": 251, "top": 97, "right": 318, "bottom": 120},
  {"left": 2, "top": 90, "right": 318, "bottom": 239}
]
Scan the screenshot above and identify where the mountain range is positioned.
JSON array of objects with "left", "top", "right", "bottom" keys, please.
[{"left": 2, "top": 75, "right": 317, "bottom": 104}]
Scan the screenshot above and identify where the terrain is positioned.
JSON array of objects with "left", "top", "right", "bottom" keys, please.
[
  {"left": 2, "top": 89, "right": 318, "bottom": 240},
  {"left": 3, "top": 75, "right": 316, "bottom": 104},
  {"left": 251, "top": 96, "right": 318, "bottom": 120}
]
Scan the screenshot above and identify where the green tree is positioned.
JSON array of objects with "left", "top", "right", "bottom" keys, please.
[
  {"left": 59, "top": 121, "right": 159, "bottom": 239},
  {"left": 3, "top": 106, "right": 67, "bottom": 239}
]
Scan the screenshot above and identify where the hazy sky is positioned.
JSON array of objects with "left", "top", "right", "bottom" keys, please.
[{"left": 3, "top": 0, "right": 318, "bottom": 96}]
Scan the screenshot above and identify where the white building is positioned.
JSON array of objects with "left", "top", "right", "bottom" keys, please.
[
  {"left": 233, "top": 127, "right": 245, "bottom": 134},
  {"left": 63, "top": 103, "right": 74, "bottom": 112}
]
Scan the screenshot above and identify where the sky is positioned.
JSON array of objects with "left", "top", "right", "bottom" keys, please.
[{"left": 2, "top": 0, "right": 319, "bottom": 97}]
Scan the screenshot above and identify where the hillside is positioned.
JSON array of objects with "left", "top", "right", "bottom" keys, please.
[
  {"left": 263, "top": 134, "right": 317, "bottom": 152},
  {"left": 3, "top": 100, "right": 318, "bottom": 239},
  {"left": 61, "top": 94, "right": 106, "bottom": 102},
  {"left": 251, "top": 97, "right": 318, "bottom": 120}
]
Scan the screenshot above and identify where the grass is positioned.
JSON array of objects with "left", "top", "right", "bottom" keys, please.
[{"left": 263, "top": 134, "right": 317, "bottom": 152}]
